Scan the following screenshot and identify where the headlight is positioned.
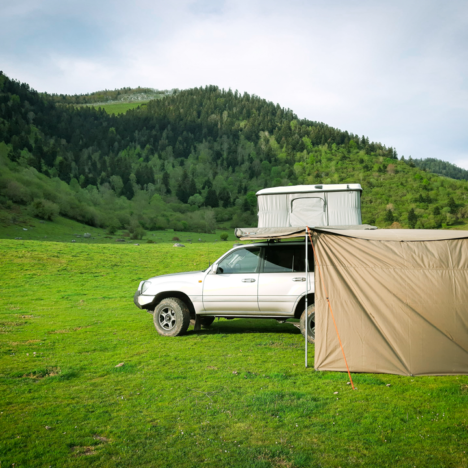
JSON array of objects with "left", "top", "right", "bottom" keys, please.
[{"left": 141, "top": 281, "right": 152, "bottom": 294}]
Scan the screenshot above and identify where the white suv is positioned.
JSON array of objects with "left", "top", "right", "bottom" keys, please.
[{"left": 134, "top": 241, "right": 316, "bottom": 342}]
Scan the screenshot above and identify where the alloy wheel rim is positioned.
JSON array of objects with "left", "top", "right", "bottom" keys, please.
[
  {"left": 309, "top": 311, "right": 315, "bottom": 339},
  {"left": 159, "top": 307, "right": 176, "bottom": 330}
]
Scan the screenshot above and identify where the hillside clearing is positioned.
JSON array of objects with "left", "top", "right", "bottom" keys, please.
[{"left": 88, "top": 101, "right": 149, "bottom": 115}]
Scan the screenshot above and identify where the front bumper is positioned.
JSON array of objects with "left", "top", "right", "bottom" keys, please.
[
  {"left": 134, "top": 291, "right": 155, "bottom": 311},
  {"left": 134, "top": 291, "right": 142, "bottom": 309}
]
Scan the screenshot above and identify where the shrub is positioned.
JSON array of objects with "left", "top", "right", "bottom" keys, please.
[
  {"left": 28, "top": 198, "right": 59, "bottom": 220},
  {"left": 4, "top": 181, "right": 31, "bottom": 204},
  {"left": 172, "top": 236, "right": 180, "bottom": 241},
  {"left": 220, "top": 232, "right": 229, "bottom": 241},
  {"left": 147, "top": 239, "right": 155, "bottom": 244},
  {"left": 106, "top": 218, "right": 120, "bottom": 235},
  {"left": 130, "top": 228, "right": 144, "bottom": 240},
  {"left": 128, "top": 220, "right": 145, "bottom": 240}
]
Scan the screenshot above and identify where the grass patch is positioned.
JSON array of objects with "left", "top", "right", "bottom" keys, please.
[
  {"left": 91, "top": 101, "right": 149, "bottom": 114},
  {"left": 0, "top": 207, "right": 241, "bottom": 245},
  {"left": 0, "top": 239, "right": 467, "bottom": 467}
]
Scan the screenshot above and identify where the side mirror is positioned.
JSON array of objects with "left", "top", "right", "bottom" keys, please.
[{"left": 211, "top": 264, "right": 218, "bottom": 275}]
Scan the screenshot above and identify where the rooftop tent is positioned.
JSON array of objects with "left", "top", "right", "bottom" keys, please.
[
  {"left": 256, "top": 184, "right": 362, "bottom": 228},
  {"left": 235, "top": 226, "right": 468, "bottom": 376}
]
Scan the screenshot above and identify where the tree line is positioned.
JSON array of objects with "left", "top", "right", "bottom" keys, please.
[{"left": 0, "top": 71, "right": 467, "bottom": 234}]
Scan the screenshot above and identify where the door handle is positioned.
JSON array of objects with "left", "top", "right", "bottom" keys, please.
[
  {"left": 242, "top": 278, "right": 256, "bottom": 282},
  {"left": 292, "top": 277, "right": 306, "bottom": 282}
]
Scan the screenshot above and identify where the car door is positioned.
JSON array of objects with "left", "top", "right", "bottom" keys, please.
[
  {"left": 202, "top": 247, "right": 261, "bottom": 312},
  {"left": 258, "top": 244, "right": 314, "bottom": 314}
]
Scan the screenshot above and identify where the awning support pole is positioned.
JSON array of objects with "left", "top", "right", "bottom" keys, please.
[
  {"left": 305, "top": 229, "right": 308, "bottom": 368},
  {"left": 306, "top": 227, "right": 355, "bottom": 390}
]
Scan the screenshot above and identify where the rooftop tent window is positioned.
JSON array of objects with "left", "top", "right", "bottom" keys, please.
[{"left": 290, "top": 197, "right": 325, "bottom": 227}]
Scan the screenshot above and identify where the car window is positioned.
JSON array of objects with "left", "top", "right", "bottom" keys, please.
[
  {"left": 263, "top": 245, "right": 314, "bottom": 273},
  {"left": 217, "top": 248, "right": 261, "bottom": 274}
]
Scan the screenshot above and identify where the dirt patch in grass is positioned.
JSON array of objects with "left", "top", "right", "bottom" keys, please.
[
  {"left": 48, "top": 325, "right": 92, "bottom": 334},
  {"left": 11, "top": 366, "right": 79, "bottom": 381},
  {"left": 71, "top": 446, "right": 97, "bottom": 457},
  {"left": 9, "top": 339, "right": 41, "bottom": 345},
  {"left": 21, "top": 367, "right": 61, "bottom": 379},
  {"left": 0, "top": 321, "right": 26, "bottom": 333},
  {"left": 72, "top": 437, "right": 108, "bottom": 457},
  {"left": 257, "top": 455, "right": 293, "bottom": 468}
]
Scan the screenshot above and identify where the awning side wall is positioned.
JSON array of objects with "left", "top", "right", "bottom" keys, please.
[{"left": 313, "top": 232, "right": 468, "bottom": 376}]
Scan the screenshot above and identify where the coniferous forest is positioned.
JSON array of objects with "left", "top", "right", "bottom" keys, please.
[{"left": 1, "top": 71, "right": 468, "bottom": 235}]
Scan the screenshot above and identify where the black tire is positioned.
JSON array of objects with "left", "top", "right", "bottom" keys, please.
[
  {"left": 300, "top": 304, "right": 315, "bottom": 344},
  {"left": 200, "top": 316, "right": 215, "bottom": 329},
  {"left": 153, "top": 298, "right": 191, "bottom": 337}
]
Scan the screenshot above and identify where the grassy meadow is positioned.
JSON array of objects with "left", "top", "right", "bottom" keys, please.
[
  {"left": 0, "top": 210, "right": 238, "bottom": 245},
  {"left": 85, "top": 101, "right": 150, "bottom": 115},
  {"left": 1, "top": 238, "right": 468, "bottom": 467}
]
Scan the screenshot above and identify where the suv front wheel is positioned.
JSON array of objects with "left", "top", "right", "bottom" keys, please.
[
  {"left": 300, "top": 304, "right": 315, "bottom": 343},
  {"left": 153, "top": 298, "right": 191, "bottom": 337}
]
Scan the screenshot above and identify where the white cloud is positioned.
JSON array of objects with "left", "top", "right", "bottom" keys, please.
[{"left": 1, "top": 0, "right": 468, "bottom": 167}]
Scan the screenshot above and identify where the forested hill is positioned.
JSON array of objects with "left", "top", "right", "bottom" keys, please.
[
  {"left": 1, "top": 70, "right": 467, "bottom": 235},
  {"left": 412, "top": 157, "right": 468, "bottom": 181}
]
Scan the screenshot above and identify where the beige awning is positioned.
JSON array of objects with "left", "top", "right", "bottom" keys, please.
[
  {"left": 235, "top": 226, "right": 468, "bottom": 242},
  {"left": 236, "top": 225, "right": 468, "bottom": 375}
]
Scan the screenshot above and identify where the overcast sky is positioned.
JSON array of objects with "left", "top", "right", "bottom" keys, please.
[{"left": 1, "top": 0, "right": 468, "bottom": 167}]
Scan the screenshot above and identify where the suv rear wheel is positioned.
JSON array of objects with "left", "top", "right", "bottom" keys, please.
[
  {"left": 300, "top": 304, "right": 315, "bottom": 343},
  {"left": 153, "top": 298, "right": 191, "bottom": 337}
]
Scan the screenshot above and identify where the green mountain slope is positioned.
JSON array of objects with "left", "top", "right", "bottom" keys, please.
[
  {"left": 1, "top": 71, "right": 467, "bottom": 234},
  {"left": 412, "top": 157, "right": 468, "bottom": 181}
]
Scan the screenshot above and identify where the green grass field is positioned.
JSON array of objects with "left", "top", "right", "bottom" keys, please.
[
  {"left": 87, "top": 101, "right": 149, "bottom": 115},
  {"left": 0, "top": 209, "right": 238, "bottom": 246},
  {"left": 1, "top": 238, "right": 468, "bottom": 467}
]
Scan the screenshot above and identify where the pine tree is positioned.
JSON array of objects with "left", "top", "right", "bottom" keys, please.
[
  {"left": 408, "top": 208, "right": 417, "bottom": 228},
  {"left": 188, "top": 178, "right": 197, "bottom": 197},
  {"left": 162, "top": 171, "right": 171, "bottom": 194},
  {"left": 385, "top": 209, "right": 394, "bottom": 223},
  {"left": 204, "top": 188, "right": 218, "bottom": 207},
  {"left": 448, "top": 197, "right": 457, "bottom": 213},
  {"left": 202, "top": 179, "right": 213, "bottom": 189},
  {"left": 123, "top": 180, "right": 134, "bottom": 200}
]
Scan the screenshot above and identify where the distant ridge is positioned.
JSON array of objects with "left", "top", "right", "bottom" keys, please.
[{"left": 412, "top": 157, "right": 468, "bottom": 181}]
